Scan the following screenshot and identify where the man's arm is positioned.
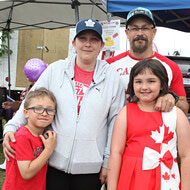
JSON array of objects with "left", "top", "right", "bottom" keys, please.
[
  {"left": 162, "top": 56, "right": 188, "bottom": 114},
  {"left": 176, "top": 96, "right": 189, "bottom": 116}
]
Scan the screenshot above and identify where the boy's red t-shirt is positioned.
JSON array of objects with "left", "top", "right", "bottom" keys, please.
[{"left": 2, "top": 127, "right": 47, "bottom": 190}]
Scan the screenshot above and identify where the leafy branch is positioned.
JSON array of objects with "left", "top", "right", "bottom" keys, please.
[{"left": 0, "top": 30, "right": 14, "bottom": 57}]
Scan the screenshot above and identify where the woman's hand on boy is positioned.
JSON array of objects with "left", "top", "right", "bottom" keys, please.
[{"left": 3, "top": 131, "right": 16, "bottom": 161}]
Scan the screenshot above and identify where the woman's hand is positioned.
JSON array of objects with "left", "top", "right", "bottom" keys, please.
[
  {"left": 3, "top": 131, "right": 16, "bottom": 161},
  {"left": 100, "top": 167, "right": 107, "bottom": 185}
]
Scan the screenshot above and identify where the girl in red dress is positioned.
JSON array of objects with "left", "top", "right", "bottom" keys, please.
[{"left": 107, "top": 59, "right": 190, "bottom": 190}]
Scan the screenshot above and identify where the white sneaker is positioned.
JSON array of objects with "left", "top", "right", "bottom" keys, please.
[{"left": 0, "top": 159, "right": 6, "bottom": 170}]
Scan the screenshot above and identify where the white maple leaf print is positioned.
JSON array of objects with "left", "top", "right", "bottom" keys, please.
[
  {"left": 151, "top": 124, "right": 174, "bottom": 144},
  {"left": 151, "top": 124, "right": 165, "bottom": 143}
]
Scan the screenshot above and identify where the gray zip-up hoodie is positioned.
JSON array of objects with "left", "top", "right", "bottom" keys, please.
[{"left": 4, "top": 55, "right": 125, "bottom": 174}]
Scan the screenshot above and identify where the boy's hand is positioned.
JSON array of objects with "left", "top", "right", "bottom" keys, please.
[{"left": 40, "top": 130, "right": 56, "bottom": 154}]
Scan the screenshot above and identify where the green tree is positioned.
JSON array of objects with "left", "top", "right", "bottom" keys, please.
[{"left": 0, "top": 30, "right": 14, "bottom": 57}]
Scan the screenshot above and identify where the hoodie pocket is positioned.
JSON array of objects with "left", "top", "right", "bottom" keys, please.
[{"left": 70, "top": 139, "right": 103, "bottom": 174}]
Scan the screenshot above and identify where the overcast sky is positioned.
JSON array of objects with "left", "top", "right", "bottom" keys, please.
[
  {"left": 116, "top": 27, "right": 190, "bottom": 57},
  {"left": 155, "top": 27, "right": 190, "bottom": 56}
]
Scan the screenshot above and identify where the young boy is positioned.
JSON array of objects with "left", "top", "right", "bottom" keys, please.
[{"left": 2, "top": 87, "right": 57, "bottom": 190}]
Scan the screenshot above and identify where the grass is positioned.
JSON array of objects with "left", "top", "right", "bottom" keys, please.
[{"left": 0, "top": 143, "right": 6, "bottom": 189}]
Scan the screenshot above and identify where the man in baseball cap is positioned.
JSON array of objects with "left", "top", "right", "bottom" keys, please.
[
  {"left": 106, "top": 7, "right": 188, "bottom": 115},
  {"left": 74, "top": 18, "right": 103, "bottom": 41}
]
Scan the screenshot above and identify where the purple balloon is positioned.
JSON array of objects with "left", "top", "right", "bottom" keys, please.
[{"left": 24, "top": 58, "right": 47, "bottom": 82}]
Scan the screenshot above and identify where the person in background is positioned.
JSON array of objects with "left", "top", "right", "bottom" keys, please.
[
  {"left": 107, "top": 59, "right": 190, "bottom": 190},
  {"left": 2, "top": 87, "right": 57, "bottom": 190},
  {"left": 0, "top": 58, "right": 47, "bottom": 171},
  {"left": 2, "top": 19, "right": 125, "bottom": 190},
  {"left": 106, "top": 7, "right": 189, "bottom": 115}
]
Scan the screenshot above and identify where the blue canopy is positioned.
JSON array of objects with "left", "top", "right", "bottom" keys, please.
[{"left": 106, "top": 0, "right": 190, "bottom": 32}]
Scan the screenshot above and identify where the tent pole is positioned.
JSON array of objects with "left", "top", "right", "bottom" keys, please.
[
  {"left": 71, "top": 0, "right": 80, "bottom": 23},
  {"left": 5, "top": 2, "right": 14, "bottom": 97},
  {"left": 75, "top": 6, "right": 79, "bottom": 23},
  {"left": 8, "top": 31, "right": 11, "bottom": 97},
  {"left": 7, "top": 20, "right": 11, "bottom": 97}
]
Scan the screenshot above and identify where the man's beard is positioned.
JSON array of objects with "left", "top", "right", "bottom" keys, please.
[{"left": 131, "top": 36, "right": 148, "bottom": 53}]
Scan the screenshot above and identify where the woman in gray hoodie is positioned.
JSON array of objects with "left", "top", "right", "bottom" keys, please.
[{"left": 3, "top": 18, "right": 125, "bottom": 190}]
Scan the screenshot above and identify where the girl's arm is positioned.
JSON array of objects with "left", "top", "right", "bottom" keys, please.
[
  {"left": 17, "top": 131, "right": 56, "bottom": 180},
  {"left": 107, "top": 106, "right": 127, "bottom": 190},
  {"left": 176, "top": 108, "right": 190, "bottom": 190}
]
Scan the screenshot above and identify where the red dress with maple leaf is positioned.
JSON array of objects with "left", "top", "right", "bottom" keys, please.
[{"left": 117, "top": 103, "right": 180, "bottom": 190}]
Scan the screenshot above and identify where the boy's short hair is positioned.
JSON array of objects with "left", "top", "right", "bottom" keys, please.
[{"left": 24, "top": 87, "right": 56, "bottom": 109}]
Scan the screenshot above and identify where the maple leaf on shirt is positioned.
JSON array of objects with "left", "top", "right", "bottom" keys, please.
[
  {"left": 171, "top": 174, "right": 175, "bottom": 179},
  {"left": 151, "top": 124, "right": 174, "bottom": 144},
  {"left": 162, "top": 172, "right": 170, "bottom": 181},
  {"left": 151, "top": 124, "right": 164, "bottom": 143},
  {"left": 162, "top": 125, "right": 174, "bottom": 144}
]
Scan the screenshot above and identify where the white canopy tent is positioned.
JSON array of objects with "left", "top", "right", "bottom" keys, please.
[
  {"left": 0, "top": 0, "right": 111, "bottom": 30},
  {"left": 0, "top": 0, "right": 123, "bottom": 94}
]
